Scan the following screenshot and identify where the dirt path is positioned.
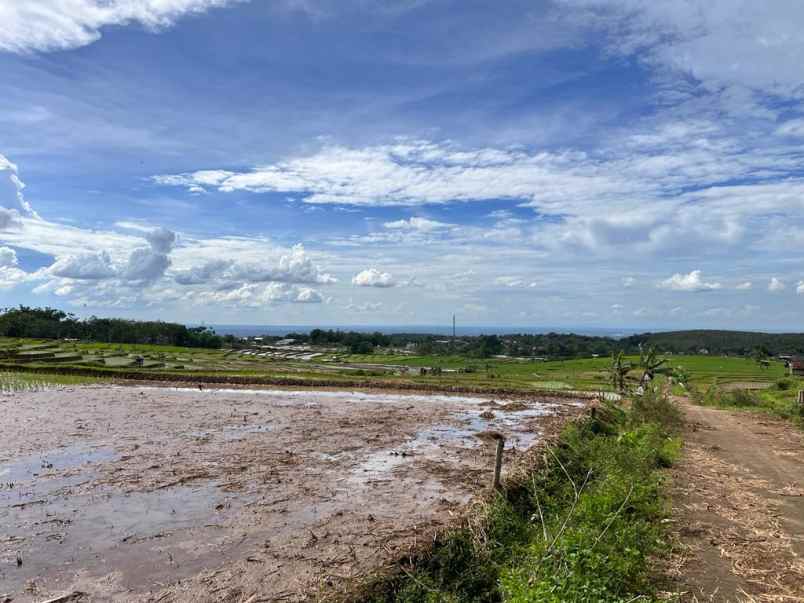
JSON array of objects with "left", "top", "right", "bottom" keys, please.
[{"left": 666, "top": 399, "right": 804, "bottom": 602}]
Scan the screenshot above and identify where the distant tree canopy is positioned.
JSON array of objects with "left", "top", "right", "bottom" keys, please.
[
  {"left": 0, "top": 306, "right": 222, "bottom": 348},
  {"left": 4, "top": 306, "right": 804, "bottom": 358}
]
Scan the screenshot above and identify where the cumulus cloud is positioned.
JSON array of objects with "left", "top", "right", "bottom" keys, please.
[
  {"left": 145, "top": 227, "right": 176, "bottom": 253},
  {"left": 735, "top": 281, "right": 752, "bottom": 290},
  {"left": 352, "top": 268, "right": 395, "bottom": 288},
  {"left": 229, "top": 244, "right": 336, "bottom": 285},
  {"left": 173, "top": 259, "right": 234, "bottom": 285},
  {"left": 122, "top": 246, "right": 172, "bottom": 281},
  {"left": 47, "top": 251, "right": 117, "bottom": 279},
  {"left": 0, "top": 246, "right": 27, "bottom": 289},
  {"left": 658, "top": 270, "right": 721, "bottom": 292},
  {"left": 119, "top": 226, "right": 176, "bottom": 282},
  {"left": 0, "top": 0, "right": 247, "bottom": 53},
  {"left": 768, "top": 277, "right": 785, "bottom": 292},
  {"left": 196, "top": 282, "right": 324, "bottom": 306}
]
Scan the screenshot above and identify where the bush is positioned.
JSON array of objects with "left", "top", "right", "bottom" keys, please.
[{"left": 776, "top": 378, "right": 794, "bottom": 391}]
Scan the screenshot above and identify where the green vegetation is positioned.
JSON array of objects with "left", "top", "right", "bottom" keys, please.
[
  {"left": 692, "top": 378, "right": 804, "bottom": 427},
  {"left": 0, "top": 370, "right": 107, "bottom": 392},
  {"left": 0, "top": 306, "right": 223, "bottom": 348},
  {"left": 363, "top": 390, "right": 681, "bottom": 602},
  {"left": 0, "top": 331, "right": 788, "bottom": 394}
]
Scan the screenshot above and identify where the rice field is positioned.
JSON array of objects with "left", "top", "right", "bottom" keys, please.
[{"left": 0, "top": 337, "right": 790, "bottom": 393}]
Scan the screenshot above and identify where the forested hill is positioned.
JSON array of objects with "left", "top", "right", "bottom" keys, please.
[{"left": 622, "top": 330, "right": 804, "bottom": 356}]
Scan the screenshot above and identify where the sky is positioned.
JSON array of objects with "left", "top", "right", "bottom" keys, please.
[{"left": 1, "top": 0, "right": 804, "bottom": 331}]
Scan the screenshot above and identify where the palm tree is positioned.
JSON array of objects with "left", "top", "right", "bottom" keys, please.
[{"left": 609, "top": 350, "right": 632, "bottom": 393}]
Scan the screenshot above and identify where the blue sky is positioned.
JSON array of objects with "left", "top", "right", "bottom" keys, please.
[{"left": 1, "top": 0, "right": 804, "bottom": 329}]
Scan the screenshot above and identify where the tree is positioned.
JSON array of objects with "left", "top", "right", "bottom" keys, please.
[{"left": 476, "top": 335, "right": 503, "bottom": 358}]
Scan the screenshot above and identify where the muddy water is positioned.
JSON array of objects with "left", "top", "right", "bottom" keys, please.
[{"left": 0, "top": 385, "right": 585, "bottom": 602}]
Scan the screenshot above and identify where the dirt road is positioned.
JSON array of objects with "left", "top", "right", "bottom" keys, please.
[
  {"left": 0, "top": 385, "right": 583, "bottom": 602},
  {"left": 667, "top": 399, "right": 804, "bottom": 602}
]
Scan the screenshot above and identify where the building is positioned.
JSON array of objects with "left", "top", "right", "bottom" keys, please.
[{"left": 790, "top": 357, "right": 804, "bottom": 377}]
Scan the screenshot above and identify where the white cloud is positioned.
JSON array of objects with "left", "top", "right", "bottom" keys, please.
[
  {"left": 122, "top": 246, "right": 171, "bottom": 281},
  {"left": 735, "top": 281, "right": 752, "bottom": 290},
  {"left": 48, "top": 251, "right": 117, "bottom": 280},
  {"left": 797, "top": 281, "right": 804, "bottom": 295},
  {"left": 383, "top": 217, "right": 453, "bottom": 232},
  {"left": 564, "top": 1, "right": 804, "bottom": 100},
  {"left": 145, "top": 226, "right": 177, "bottom": 253},
  {"left": 768, "top": 277, "right": 785, "bottom": 292},
  {"left": 0, "top": 0, "right": 246, "bottom": 54},
  {"left": 776, "top": 119, "right": 804, "bottom": 138},
  {"left": 658, "top": 270, "right": 721, "bottom": 292},
  {"left": 0, "top": 266, "right": 28, "bottom": 289},
  {"left": 0, "top": 208, "right": 22, "bottom": 231},
  {"left": 0, "top": 153, "right": 38, "bottom": 218},
  {"left": 345, "top": 300, "right": 383, "bottom": 312},
  {"left": 195, "top": 282, "right": 324, "bottom": 306},
  {"left": 173, "top": 259, "right": 234, "bottom": 285},
  {"left": 0, "top": 246, "right": 18, "bottom": 267},
  {"left": 621, "top": 276, "right": 635, "bottom": 288},
  {"left": 494, "top": 276, "right": 538, "bottom": 289},
  {"left": 0, "top": 246, "right": 25, "bottom": 289},
  {"left": 228, "top": 244, "right": 336, "bottom": 285},
  {"left": 352, "top": 268, "right": 395, "bottom": 288}
]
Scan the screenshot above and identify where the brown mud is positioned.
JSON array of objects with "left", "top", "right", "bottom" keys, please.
[{"left": 0, "top": 385, "right": 585, "bottom": 602}]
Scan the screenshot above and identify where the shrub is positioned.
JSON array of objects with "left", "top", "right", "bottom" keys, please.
[{"left": 776, "top": 378, "right": 794, "bottom": 391}]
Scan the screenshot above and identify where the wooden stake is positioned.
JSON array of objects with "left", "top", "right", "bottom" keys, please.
[{"left": 492, "top": 436, "right": 505, "bottom": 491}]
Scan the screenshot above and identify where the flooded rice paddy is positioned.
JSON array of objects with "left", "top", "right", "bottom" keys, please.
[{"left": 0, "top": 385, "right": 585, "bottom": 602}]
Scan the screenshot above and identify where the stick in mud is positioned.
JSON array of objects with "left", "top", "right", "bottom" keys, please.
[{"left": 492, "top": 435, "right": 505, "bottom": 490}]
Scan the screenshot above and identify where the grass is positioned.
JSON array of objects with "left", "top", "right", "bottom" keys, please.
[
  {"left": 692, "top": 377, "right": 804, "bottom": 427},
  {"left": 0, "top": 370, "right": 108, "bottom": 392},
  {"left": 360, "top": 389, "right": 682, "bottom": 602}
]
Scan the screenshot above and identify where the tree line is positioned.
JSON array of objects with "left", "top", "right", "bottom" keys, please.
[{"left": 0, "top": 306, "right": 223, "bottom": 348}]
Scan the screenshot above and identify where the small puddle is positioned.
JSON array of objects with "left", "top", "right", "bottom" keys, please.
[
  {"left": 350, "top": 403, "right": 554, "bottom": 483},
  {"left": 2, "top": 482, "right": 237, "bottom": 597},
  {"left": 0, "top": 445, "right": 116, "bottom": 484}
]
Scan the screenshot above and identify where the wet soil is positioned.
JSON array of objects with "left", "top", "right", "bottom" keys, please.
[
  {"left": 0, "top": 385, "right": 584, "bottom": 602},
  {"left": 665, "top": 399, "right": 804, "bottom": 602}
]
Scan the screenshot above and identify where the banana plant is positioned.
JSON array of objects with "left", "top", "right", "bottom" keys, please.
[
  {"left": 609, "top": 350, "right": 632, "bottom": 393},
  {"left": 638, "top": 345, "right": 668, "bottom": 385}
]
